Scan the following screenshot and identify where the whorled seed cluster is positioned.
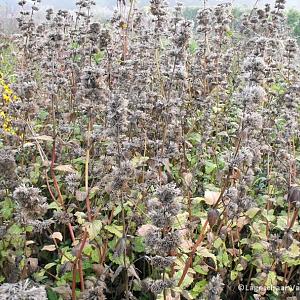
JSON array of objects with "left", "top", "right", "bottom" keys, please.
[
  {"left": 0, "top": 280, "right": 47, "bottom": 300},
  {"left": 0, "top": 149, "right": 17, "bottom": 189},
  {"left": 13, "top": 185, "right": 52, "bottom": 232},
  {"left": 142, "top": 184, "right": 182, "bottom": 295},
  {"left": 201, "top": 274, "right": 224, "bottom": 300},
  {"left": 141, "top": 278, "right": 174, "bottom": 295},
  {"left": 79, "top": 276, "right": 106, "bottom": 300},
  {"left": 65, "top": 173, "right": 81, "bottom": 195}
]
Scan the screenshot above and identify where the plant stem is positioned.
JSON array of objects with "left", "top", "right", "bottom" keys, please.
[
  {"left": 178, "top": 219, "right": 209, "bottom": 286},
  {"left": 72, "top": 230, "right": 88, "bottom": 300}
]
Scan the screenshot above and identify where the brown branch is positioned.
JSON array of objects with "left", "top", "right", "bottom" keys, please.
[
  {"left": 49, "top": 139, "right": 76, "bottom": 245},
  {"left": 68, "top": 223, "right": 76, "bottom": 244},
  {"left": 72, "top": 230, "right": 88, "bottom": 300},
  {"left": 85, "top": 119, "right": 92, "bottom": 222},
  {"left": 50, "top": 138, "right": 64, "bottom": 207},
  {"left": 288, "top": 208, "right": 299, "bottom": 231},
  {"left": 178, "top": 219, "right": 209, "bottom": 286}
]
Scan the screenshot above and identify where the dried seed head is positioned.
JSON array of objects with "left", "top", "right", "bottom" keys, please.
[
  {"left": 202, "top": 274, "right": 224, "bottom": 300},
  {"left": 0, "top": 280, "right": 47, "bottom": 300},
  {"left": 149, "top": 279, "right": 174, "bottom": 294},
  {"left": 208, "top": 209, "right": 219, "bottom": 228},
  {"left": 150, "top": 255, "right": 175, "bottom": 270},
  {"left": 287, "top": 186, "right": 300, "bottom": 204}
]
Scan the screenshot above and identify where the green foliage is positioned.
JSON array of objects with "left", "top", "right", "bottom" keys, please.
[
  {"left": 287, "top": 9, "right": 300, "bottom": 42},
  {"left": 183, "top": 7, "right": 199, "bottom": 21}
]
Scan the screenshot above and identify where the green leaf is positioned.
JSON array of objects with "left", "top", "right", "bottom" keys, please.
[
  {"left": 230, "top": 270, "right": 238, "bottom": 281},
  {"left": 236, "top": 264, "right": 244, "bottom": 272},
  {"left": 38, "top": 110, "right": 49, "bottom": 121},
  {"left": 194, "top": 265, "right": 208, "bottom": 275},
  {"left": 61, "top": 248, "right": 75, "bottom": 264},
  {"left": 240, "top": 238, "right": 249, "bottom": 245},
  {"left": 113, "top": 205, "right": 122, "bottom": 217},
  {"left": 174, "top": 270, "right": 193, "bottom": 289},
  {"left": 262, "top": 209, "right": 276, "bottom": 222},
  {"left": 0, "top": 199, "right": 15, "bottom": 219},
  {"left": 245, "top": 207, "right": 261, "bottom": 219},
  {"left": 197, "top": 247, "right": 217, "bottom": 267},
  {"left": 84, "top": 220, "right": 102, "bottom": 240},
  {"left": 133, "top": 236, "right": 145, "bottom": 253},
  {"left": 275, "top": 215, "right": 288, "bottom": 230},
  {"left": 33, "top": 269, "right": 47, "bottom": 282},
  {"left": 266, "top": 271, "right": 277, "bottom": 287},
  {"left": 74, "top": 212, "right": 86, "bottom": 225},
  {"left": 83, "top": 244, "right": 93, "bottom": 255},
  {"left": 289, "top": 243, "right": 300, "bottom": 258},
  {"left": 47, "top": 288, "right": 58, "bottom": 300},
  {"left": 105, "top": 224, "right": 123, "bottom": 238},
  {"left": 244, "top": 255, "right": 252, "bottom": 261},
  {"left": 92, "top": 51, "right": 105, "bottom": 64},
  {"left": 7, "top": 224, "right": 23, "bottom": 235},
  {"left": 188, "top": 39, "right": 198, "bottom": 54},
  {"left": 108, "top": 251, "right": 130, "bottom": 266},
  {"left": 270, "top": 83, "right": 286, "bottom": 95},
  {"left": 187, "top": 132, "right": 202, "bottom": 144},
  {"left": 222, "top": 251, "right": 230, "bottom": 267},
  {"left": 251, "top": 242, "right": 265, "bottom": 251},
  {"left": 83, "top": 244, "right": 100, "bottom": 262},
  {"left": 205, "top": 161, "right": 217, "bottom": 174},
  {"left": 173, "top": 212, "right": 189, "bottom": 229},
  {"left": 214, "top": 238, "right": 223, "bottom": 249},
  {"left": 48, "top": 202, "right": 62, "bottom": 211},
  {"left": 82, "top": 260, "right": 93, "bottom": 270},
  {"left": 191, "top": 280, "right": 208, "bottom": 297},
  {"left": 44, "top": 263, "right": 56, "bottom": 269},
  {"left": 91, "top": 250, "right": 100, "bottom": 262},
  {"left": 226, "top": 30, "right": 233, "bottom": 37}
]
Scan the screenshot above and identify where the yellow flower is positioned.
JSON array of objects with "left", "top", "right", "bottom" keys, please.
[
  {"left": 3, "top": 94, "right": 10, "bottom": 102},
  {"left": 0, "top": 73, "right": 17, "bottom": 135}
]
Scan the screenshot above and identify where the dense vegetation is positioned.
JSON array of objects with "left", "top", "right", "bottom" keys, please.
[
  {"left": 0, "top": 0, "right": 300, "bottom": 299},
  {"left": 183, "top": 6, "right": 300, "bottom": 43}
]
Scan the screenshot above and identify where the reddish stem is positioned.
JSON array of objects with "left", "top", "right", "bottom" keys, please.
[
  {"left": 178, "top": 220, "right": 209, "bottom": 286},
  {"left": 50, "top": 138, "right": 64, "bottom": 207},
  {"left": 79, "top": 259, "right": 84, "bottom": 291},
  {"left": 68, "top": 223, "right": 76, "bottom": 243},
  {"left": 49, "top": 139, "right": 76, "bottom": 242},
  {"left": 72, "top": 230, "right": 88, "bottom": 300}
]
